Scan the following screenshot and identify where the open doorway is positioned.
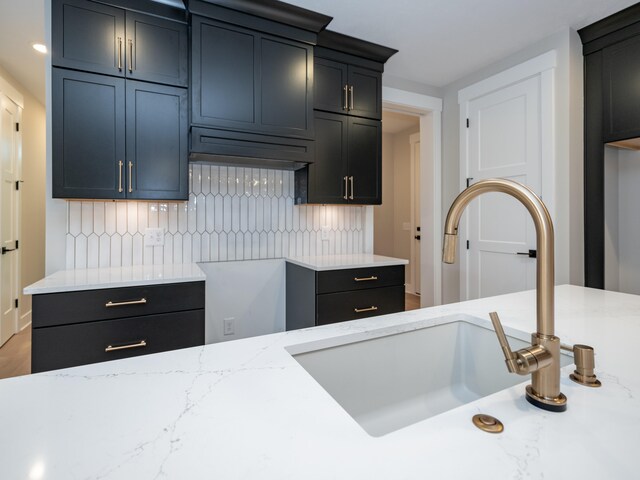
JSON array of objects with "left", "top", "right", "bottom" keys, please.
[{"left": 374, "top": 110, "right": 421, "bottom": 310}]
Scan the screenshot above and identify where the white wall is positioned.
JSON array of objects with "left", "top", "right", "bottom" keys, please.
[
  {"left": 614, "top": 150, "right": 640, "bottom": 295},
  {"left": 604, "top": 146, "right": 619, "bottom": 291},
  {"left": 440, "top": 28, "right": 584, "bottom": 303},
  {"left": 198, "top": 259, "right": 285, "bottom": 344},
  {"left": 0, "top": 65, "right": 46, "bottom": 329},
  {"left": 374, "top": 126, "right": 419, "bottom": 288}
]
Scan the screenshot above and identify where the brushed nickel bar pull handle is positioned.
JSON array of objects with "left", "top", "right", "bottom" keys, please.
[
  {"left": 354, "top": 276, "right": 378, "bottom": 282},
  {"left": 128, "top": 161, "right": 133, "bottom": 193},
  {"left": 117, "top": 37, "right": 122, "bottom": 71},
  {"left": 343, "top": 176, "right": 348, "bottom": 200},
  {"left": 105, "top": 340, "right": 147, "bottom": 353},
  {"left": 349, "top": 85, "right": 354, "bottom": 110},
  {"left": 118, "top": 160, "right": 123, "bottom": 193},
  {"left": 354, "top": 306, "right": 378, "bottom": 313},
  {"left": 343, "top": 84, "right": 348, "bottom": 110},
  {"left": 105, "top": 298, "right": 147, "bottom": 308},
  {"left": 128, "top": 39, "right": 133, "bottom": 73},
  {"left": 349, "top": 176, "right": 354, "bottom": 200}
]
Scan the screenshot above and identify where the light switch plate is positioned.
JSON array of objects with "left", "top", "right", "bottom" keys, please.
[
  {"left": 144, "top": 228, "right": 165, "bottom": 247},
  {"left": 321, "top": 226, "right": 330, "bottom": 241},
  {"left": 402, "top": 222, "right": 411, "bottom": 231}
]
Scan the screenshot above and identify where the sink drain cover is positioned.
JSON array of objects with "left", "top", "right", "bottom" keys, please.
[{"left": 472, "top": 414, "right": 504, "bottom": 433}]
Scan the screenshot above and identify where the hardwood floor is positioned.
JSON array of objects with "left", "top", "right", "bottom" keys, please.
[
  {"left": 0, "top": 325, "right": 31, "bottom": 379},
  {"left": 405, "top": 293, "right": 421, "bottom": 311}
]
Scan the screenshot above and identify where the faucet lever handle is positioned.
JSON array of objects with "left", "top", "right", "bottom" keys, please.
[{"left": 489, "top": 312, "right": 520, "bottom": 374}]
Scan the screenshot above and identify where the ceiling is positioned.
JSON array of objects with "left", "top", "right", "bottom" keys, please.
[
  {"left": 286, "top": 0, "right": 638, "bottom": 87},
  {"left": 0, "top": 0, "right": 638, "bottom": 104},
  {"left": 0, "top": 0, "right": 45, "bottom": 104}
]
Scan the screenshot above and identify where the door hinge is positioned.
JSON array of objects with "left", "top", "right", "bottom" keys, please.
[
  {"left": 15, "top": 240, "right": 18, "bottom": 249},
  {"left": 14, "top": 299, "right": 18, "bottom": 309},
  {"left": 466, "top": 177, "right": 474, "bottom": 188},
  {"left": 466, "top": 118, "right": 469, "bottom": 128},
  {"left": 15, "top": 180, "right": 20, "bottom": 191},
  {"left": 15, "top": 122, "right": 19, "bottom": 132},
  {"left": 467, "top": 240, "right": 470, "bottom": 250}
]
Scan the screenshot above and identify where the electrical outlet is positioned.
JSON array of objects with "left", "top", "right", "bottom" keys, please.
[
  {"left": 144, "top": 228, "right": 164, "bottom": 247},
  {"left": 223, "top": 317, "right": 235, "bottom": 336},
  {"left": 321, "top": 225, "right": 330, "bottom": 241}
]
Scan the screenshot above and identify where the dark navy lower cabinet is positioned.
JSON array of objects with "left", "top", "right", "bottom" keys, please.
[
  {"left": 31, "top": 282, "right": 205, "bottom": 373},
  {"left": 285, "top": 264, "right": 405, "bottom": 331}
]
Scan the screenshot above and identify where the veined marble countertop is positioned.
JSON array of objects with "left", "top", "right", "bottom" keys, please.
[
  {"left": 286, "top": 253, "right": 408, "bottom": 271},
  {"left": 1, "top": 285, "right": 638, "bottom": 479},
  {"left": 23, "top": 263, "right": 206, "bottom": 295}
]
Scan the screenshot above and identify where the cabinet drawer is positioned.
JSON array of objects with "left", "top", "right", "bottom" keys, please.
[
  {"left": 316, "top": 265, "right": 404, "bottom": 294},
  {"left": 33, "top": 282, "right": 205, "bottom": 328},
  {"left": 32, "top": 310, "right": 204, "bottom": 373},
  {"left": 316, "top": 285, "right": 405, "bottom": 325}
]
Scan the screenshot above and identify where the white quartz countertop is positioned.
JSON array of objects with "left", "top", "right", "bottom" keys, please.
[
  {"left": 2, "top": 285, "right": 639, "bottom": 479},
  {"left": 286, "top": 253, "right": 408, "bottom": 271},
  {"left": 23, "top": 264, "right": 206, "bottom": 294}
]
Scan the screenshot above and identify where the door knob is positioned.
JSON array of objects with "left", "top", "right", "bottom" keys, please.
[
  {"left": 516, "top": 249, "right": 537, "bottom": 258},
  {"left": 414, "top": 235, "right": 421, "bottom": 240}
]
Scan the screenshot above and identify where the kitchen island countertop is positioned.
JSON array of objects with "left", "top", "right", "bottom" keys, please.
[{"left": 1, "top": 285, "right": 638, "bottom": 479}]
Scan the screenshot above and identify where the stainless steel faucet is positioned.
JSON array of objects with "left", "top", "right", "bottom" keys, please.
[{"left": 442, "top": 178, "right": 567, "bottom": 412}]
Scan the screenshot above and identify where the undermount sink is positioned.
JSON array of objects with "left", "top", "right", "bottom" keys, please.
[{"left": 290, "top": 316, "right": 572, "bottom": 437}]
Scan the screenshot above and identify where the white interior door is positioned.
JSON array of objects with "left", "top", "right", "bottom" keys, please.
[
  {"left": 0, "top": 94, "right": 20, "bottom": 346},
  {"left": 463, "top": 76, "right": 542, "bottom": 300}
]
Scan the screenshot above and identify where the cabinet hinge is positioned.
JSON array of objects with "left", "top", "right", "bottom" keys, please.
[
  {"left": 466, "top": 240, "right": 470, "bottom": 250},
  {"left": 14, "top": 298, "right": 18, "bottom": 309},
  {"left": 466, "top": 118, "right": 469, "bottom": 128},
  {"left": 15, "top": 122, "right": 19, "bottom": 132}
]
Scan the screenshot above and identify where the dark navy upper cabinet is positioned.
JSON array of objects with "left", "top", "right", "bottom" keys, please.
[
  {"left": 52, "top": 0, "right": 187, "bottom": 87},
  {"left": 126, "top": 81, "right": 188, "bottom": 200},
  {"left": 191, "top": 15, "right": 313, "bottom": 140},
  {"left": 52, "top": 0, "right": 125, "bottom": 77},
  {"left": 53, "top": 69, "right": 188, "bottom": 200},
  {"left": 295, "top": 111, "right": 381, "bottom": 205},
  {"left": 52, "top": 68, "right": 126, "bottom": 199},
  {"left": 125, "top": 12, "right": 188, "bottom": 87},
  {"left": 314, "top": 58, "right": 382, "bottom": 120},
  {"left": 602, "top": 34, "right": 640, "bottom": 142}
]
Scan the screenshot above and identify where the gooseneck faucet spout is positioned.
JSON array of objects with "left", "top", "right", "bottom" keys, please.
[{"left": 443, "top": 178, "right": 567, "bottom": 412}]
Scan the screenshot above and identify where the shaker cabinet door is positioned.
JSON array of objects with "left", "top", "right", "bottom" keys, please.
[
  {"left": 260, "top": 36, "right": 313, "bottom": 137},
  {"left": 306, "top": 111, "right": 349, "bottom": 204},
  {"left": 125, "top": 12, "right": 188, "bottom": 87},
  {"left": 347, "top": 117, "right": 381, "bottom": 205},
  {"left": 314, "top": 57, "right": 349, "bottom": 114},
  {"left": 603, "top": 35, "right": 640, "bottom": 142},
  {"left": 126, "top": 81, "right": 188, "bottom": 200},
  {"left": 191, "top": 17, "right": 257, "bottom": 128},
  {"left": 347, "top": 66, "right": 382, "bottom": 120},
  {"left": 52, "top": 68, "right": 126, "bottom": 199},
  {"left": 52, "top": 0, "right": 125, "bottom": 76}
]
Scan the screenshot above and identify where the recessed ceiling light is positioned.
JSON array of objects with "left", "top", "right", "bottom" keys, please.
[{"left": 32, "top": 43, "right": 48, "bottom": 54}]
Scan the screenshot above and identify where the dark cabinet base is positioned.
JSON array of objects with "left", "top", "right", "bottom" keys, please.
[
  {"left": 32, "top": 310, "right": 204, "bottom": 373},
  {"left": 286, "top": 262, "right": 405, "bottom": 331}
]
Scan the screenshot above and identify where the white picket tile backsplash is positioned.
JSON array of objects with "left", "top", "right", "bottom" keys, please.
[{"left": 66, "top": 165, "right": 366, "bottom": 268}]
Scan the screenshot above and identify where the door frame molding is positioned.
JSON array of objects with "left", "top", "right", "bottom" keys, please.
[
  {"left": 457, "top": 50, "right": 557, "bottom": 300},
  {"left": 0, "top": 80, "right": 24, "bottom": 345},
  {"left": 408, "top": 131, "right": 420, "bottom": 296},
  {"left": 381, "top": 86, "right": 443, "bottom": 307}
]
